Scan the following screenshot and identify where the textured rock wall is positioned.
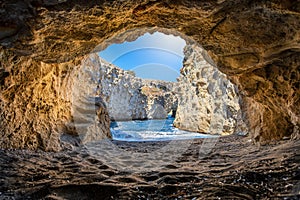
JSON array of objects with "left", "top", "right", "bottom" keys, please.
[
  {"left": 0, "top": 0, "right": 299, "bottom": 149},
  {"left": 140, "top": 82, "right": 178, "bottom": 119},
  {"left": 71, "top": 54, "right": 111, "bottom": 145},
  {"left": 96, "top": 55, "right": 177, "bottom": 121},
  {"left": 174, "top": 45, "right": 247, "bottom": 136},
  {"left": 0, "top": 49, "right": 111, "bottom": 151},
  {"left": 0, "top": 48, "right": 76, "bottom": 151}
]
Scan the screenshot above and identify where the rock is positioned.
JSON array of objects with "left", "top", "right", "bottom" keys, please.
[
  {"left": 174, "top": 45, "right": 247, "bottom": 135},
  {"left": 96, "top": 55, "right": 177, "bottom": 121},
  {"left": 0, "top": 26, "right": 19, "bottom": 40},
  {"left": 0, "top": 52, "right": 112, "bottom": 151},
  {"left": 42, "top": 0, "right": 68, "bottom": 6},
  {"left": 71, "top": 55, "right": 112, "bottom": 145},
  {"left": 0, "top": 0, "right": 299, "bottom": 149}
]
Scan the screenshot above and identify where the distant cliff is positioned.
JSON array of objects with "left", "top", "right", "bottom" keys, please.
[{"left": 97, "top": 56, "right": 178, "bottom": 121}]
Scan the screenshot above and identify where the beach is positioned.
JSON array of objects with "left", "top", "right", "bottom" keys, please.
[{"left": 1, "top": 135, "right": 299, "bottom": 199}]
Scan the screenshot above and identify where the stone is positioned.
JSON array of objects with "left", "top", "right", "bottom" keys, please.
[
  {"left": 174, "top": 44, "right": 247, "bottom": 136},
  {"left": 0, "top": 0, "right": 299, "bottom": 150},
  {"left": 96, "top": 55, "right": 177, "bottom": 121},
  {"left": 71, "top": 55, "right": 112, "bottom": 145}
]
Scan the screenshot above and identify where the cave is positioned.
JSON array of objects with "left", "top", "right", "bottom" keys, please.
[
  {"left": 0, "top": 0, "right": 299, "bottom": 199},
  {"left": 1, "top": 0, "right": 299, "bottom": 149}
]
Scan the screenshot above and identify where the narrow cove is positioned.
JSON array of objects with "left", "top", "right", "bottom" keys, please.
[{"left": 110, "top": 116, "right": 218, "bottom": 142}]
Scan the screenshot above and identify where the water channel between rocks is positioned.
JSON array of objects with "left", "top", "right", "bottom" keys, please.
[{"left": 110, "top": 117, "right": 218, "bottom": 142}]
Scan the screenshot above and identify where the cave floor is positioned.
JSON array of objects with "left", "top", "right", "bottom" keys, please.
[{"left": 0, "top": 136, "right": 299, "bottom": 200}]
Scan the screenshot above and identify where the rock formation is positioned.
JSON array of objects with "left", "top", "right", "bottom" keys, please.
[
  {"left": 96, "top": 55, "right": 177, "bottom": 121},
  {"left": 71, "top": 55, "right": 112, "bottom": 146},
  {"left": 0, "top": 0, "right": 299, "bottom": 150},
  {"left": 174, "top": 45, "right": 247, "bottom": 136}
]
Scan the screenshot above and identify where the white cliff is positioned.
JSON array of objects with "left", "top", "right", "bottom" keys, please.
[
  {"left": 174, "top": 45, "right": 248, "bottom": 135},
  {"left": 97, "top": 56, "right": 178, "bottom": 121}
]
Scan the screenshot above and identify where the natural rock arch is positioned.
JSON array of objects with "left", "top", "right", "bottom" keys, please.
[{"left": 0, "top": 0, "right": 299, "bottom": 150}]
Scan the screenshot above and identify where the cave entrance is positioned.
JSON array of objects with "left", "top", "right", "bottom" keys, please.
[
  {"left": 99, "top": 31, "right": 185, "bottom": 82},
  {"left": 90, "top": 28, "right": 246, "bottom": 141},
  {"left": 97, "top": 30, "right": 197, "bottom": 141}
]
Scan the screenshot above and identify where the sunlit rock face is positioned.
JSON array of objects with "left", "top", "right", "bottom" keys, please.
[
  {"left": 0, "top": 0, "right": 299, "bottom": 149},
  {"left": 71, "top": 55, "right": 112, "bottom": 145},
  {"left": 0, "top": 57, "right": 76, "bottom": 151},
  {"left": 0, "top": 53, "right": 112, "bottom": 151},
  {"left": 96, "top": 55, "right": 177, "bottom": 121},
  {"left": 174, "top": 45, "right": 247, "bottom": 136}
]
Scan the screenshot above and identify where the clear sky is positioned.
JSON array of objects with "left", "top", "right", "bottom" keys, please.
[{"left": 99, "top": 32, "right": 186, "bottom": 82}]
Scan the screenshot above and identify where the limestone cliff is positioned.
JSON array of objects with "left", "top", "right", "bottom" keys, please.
[
  {"left": 0, "top": 0, "right": 299, "bottom": 149},
  {"left": 96, "top": 55, "right": 177, "bottom": 121},
  {"left": 174, "top": 45, "right": 247, "bottom": 136}
]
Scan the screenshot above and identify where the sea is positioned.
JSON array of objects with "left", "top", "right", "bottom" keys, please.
[{"left": 110, "top": 116, "right": 217, "bottom": 141}]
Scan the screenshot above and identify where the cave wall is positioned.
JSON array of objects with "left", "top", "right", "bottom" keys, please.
[
  {"left": 0, "top": 0, "right": 299, "bottom": 149},
  {"left": 0, "top": 49, "right": 112, "bottom": 151}
]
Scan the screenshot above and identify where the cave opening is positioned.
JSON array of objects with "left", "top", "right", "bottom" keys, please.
[
  {"left": 99, "top": 31, "right": 185, "bottom": 82},
  {"left": 86, "top": 28, "right": 246, "bottom": 142},
  {"left": 97, "top": 30, "right": 192, "bottom": 141}
]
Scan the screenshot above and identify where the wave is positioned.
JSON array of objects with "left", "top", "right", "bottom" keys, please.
[{"left": 110, "top": 128, "right": 218, "bottom": 142}]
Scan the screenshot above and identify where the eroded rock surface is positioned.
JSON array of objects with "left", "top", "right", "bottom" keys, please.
[
  {"left": 96, "top": 55, "right": 177, "bottom": 121},
  {"left": 0, "top": 54, "right": 77, "bottom": 151},
  {"left": 0, "top": 0, "right": 299, "bottom": 149},
  {"left": 174, "top": 45, "right": 247, "bottom": 136},
  {"left": 71, "top": 55, "right": 112, "bottom": 145},
  {"left": 0, "top": 52, "right": 113, "bottom": 151}
]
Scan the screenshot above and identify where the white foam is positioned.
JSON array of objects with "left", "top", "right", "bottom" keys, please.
[{"left": 110, "top": 128, "right": 218, "bottom": 142}]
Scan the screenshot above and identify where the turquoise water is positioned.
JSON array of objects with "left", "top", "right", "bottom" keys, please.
[{"left": 110, "top": 117, "right": 217, "bottom": 141}]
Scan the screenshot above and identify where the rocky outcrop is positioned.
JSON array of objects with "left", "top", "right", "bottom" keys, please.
[
  {"left": 0, "top": 0, "right": 299, "bottom": 149},
  {"left": 96, "top": 55, "right": 177, "bottom": 121},
  {"left": 174, "top": 45, "right": 247, "bottom": 136},
  {"left": 140, "top": 83, "right": 178, "bottom": 119},
  {"left": 71, "top": 55, "right": 112, "bottom": 145}
]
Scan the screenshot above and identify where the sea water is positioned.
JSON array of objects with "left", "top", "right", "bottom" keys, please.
[{"left": 110, "top": 116, "right": 217, "bottom": 141}]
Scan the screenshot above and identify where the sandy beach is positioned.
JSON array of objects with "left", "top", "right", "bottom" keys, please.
[{"left": 1, "top": 135, "right": 299, "bottom": 199}]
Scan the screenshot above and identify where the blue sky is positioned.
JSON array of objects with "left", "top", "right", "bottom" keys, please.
[{"left": 99, "top": 32, "right": 186, "bottom": 82}]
